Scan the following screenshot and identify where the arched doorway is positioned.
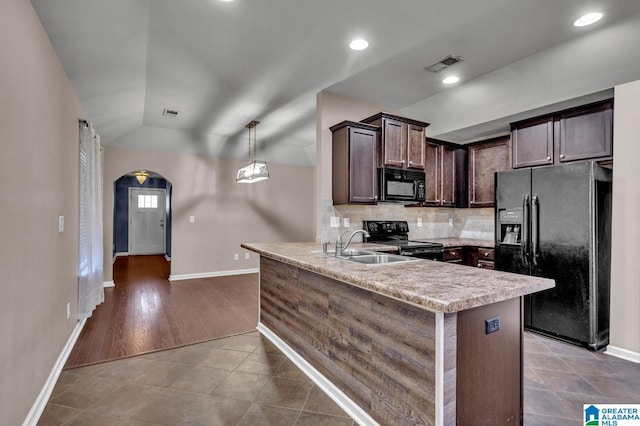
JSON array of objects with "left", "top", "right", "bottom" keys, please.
[{"left": 112, "top": 170, "right": 172, "bottom": 282}]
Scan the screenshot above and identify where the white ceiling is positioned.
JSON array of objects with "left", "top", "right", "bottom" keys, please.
[{"left": 32, "top": 0, "right": 640, "bottom": 166}]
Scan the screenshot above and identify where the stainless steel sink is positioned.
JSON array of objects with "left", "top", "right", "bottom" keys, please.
[
  {"left": 339, "top": 248, "right": 375, "bottom": 256},
  {"left": 343, "top": 253, "right": 420, "bottom": 265},
  {"left": 311, "top": 248, "right": 375, "bottom": 256}
]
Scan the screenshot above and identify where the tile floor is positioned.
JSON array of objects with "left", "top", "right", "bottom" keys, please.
[
  {"left": 38, "top": 331, "right": 640, "bottom": 425},
  {"left": 522, "top": 331, "right": 640, "bottom": 425}
]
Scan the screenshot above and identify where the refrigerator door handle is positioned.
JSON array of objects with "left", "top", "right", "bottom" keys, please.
[
  {"left": 532, "top": 195, "right": 539, "bottom": 267},
  {"left": 522, "top": 195, "right": 530, "bottom": 265}
]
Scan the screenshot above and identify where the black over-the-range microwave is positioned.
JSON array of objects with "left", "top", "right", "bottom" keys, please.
[{"left": 378, "top": 168, "right": 426, "bottom": 203}]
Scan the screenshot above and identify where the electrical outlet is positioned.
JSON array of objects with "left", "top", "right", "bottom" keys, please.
[
  {"left": 189, "top": 216, "right": 195, "bottom": 223},
  {"left": 66, "top": 302, "right": 71, "bottom": 320},
  {"left": 330, "top": 217, "right": 340, "bottom": 228},
  {"left": 417, "top": 218, "right": 423, "bottom": 227},
  {"left": 244, "top": 253, "right": 250, "bottom": 260},
  {"left": 343, "top": 217, "right": 350, "bottom": 227},
  {"left": 485, "top": 316, "right": 500, "bottom": 335},
  {"left": 234, "top": 253, "right": 239, "bottom": 260},
  {"left": 448, "top": 218, "right": 454, "bottom": 227}
]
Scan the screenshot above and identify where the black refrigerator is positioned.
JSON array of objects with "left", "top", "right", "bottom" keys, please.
[{"left": 494, "top": 161, "right": 612, "bottom": 350}]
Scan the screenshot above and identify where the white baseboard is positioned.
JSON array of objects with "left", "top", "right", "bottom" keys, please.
[
  {"left": 257, "top": 323, "right": 378, "bottom": 426},
  {"left": 103, "top": 281, "right": 115, "bottom": 288},
  {"left": 112, "top": 252, "right": 129, "bottom": 263},
  {"left": 604, "top": 345, "right": 640, "bottom": 363},
  {"left": 169, "top": 268, "right": 259, "bottom": 282},
  {"left": 23, "top": 318, "right": 86, "bottom": 426}
]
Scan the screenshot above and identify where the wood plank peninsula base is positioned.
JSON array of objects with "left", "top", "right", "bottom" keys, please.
[{"left": 242, "top": 242, "right": 554, "bottom": 425}]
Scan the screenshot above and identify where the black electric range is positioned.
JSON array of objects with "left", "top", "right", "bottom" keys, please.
[{"left": 362, "top": 220, "right": 444, "bottom": 260}]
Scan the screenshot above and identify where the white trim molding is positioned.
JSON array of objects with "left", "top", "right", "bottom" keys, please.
[
  {"left": 103, "top": 281, "right": 115, "bottom": 288},
  {"left": 257, "top": 323, "right": 378, "bottom": 426},
  {"left": 604, "top": 345, "right": 640, "bottom": 363},
  {"left": 434, "top": 312, "right": 445, "bottom": 426},
  {"left": 169, "top": 268, "right": 258, "bottom": 282},
  {"left": 23, "top": 319, "right": 87, "bottom": 426}
]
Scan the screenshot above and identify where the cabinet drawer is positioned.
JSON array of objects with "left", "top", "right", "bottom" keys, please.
[
  {"left": 478, "top": 248, "right": 495, "bottom": 261},
  {"left": 477, "top": 260, "right": 495, "bottom": 270},
  {"left": 443, "top": 248, "right": 463, "bottom": 261}
]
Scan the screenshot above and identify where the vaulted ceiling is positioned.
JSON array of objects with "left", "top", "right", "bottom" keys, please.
[{"left": 32, "top": 0, "right": 640, "bottom": 166}]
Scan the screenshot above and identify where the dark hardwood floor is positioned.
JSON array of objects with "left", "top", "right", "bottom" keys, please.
[{"left": 65, "top": 255, "right": 259, "bottom": 368}]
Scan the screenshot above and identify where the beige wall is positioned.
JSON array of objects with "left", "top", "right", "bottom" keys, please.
[
  {"left": 609, "top": 80, "right": 640, "bottom": 358},
  {"left": 103, "top": 146, "right": 314, "bottom": 280},
  {"left": 0, "top": 1, "right": 87, "bottom": 423}
]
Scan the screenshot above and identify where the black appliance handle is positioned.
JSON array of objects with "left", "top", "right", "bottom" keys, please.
[
  {"left": 521, "top": 195, "right": 530, "bottom": 265},
  {"left": 532, "top": 195, "right": 539, "bottom": 267}
]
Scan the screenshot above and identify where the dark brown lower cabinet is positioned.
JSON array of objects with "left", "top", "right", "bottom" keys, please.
[{"left": 444, "top": 247, "right": 495, "bottom": 269}]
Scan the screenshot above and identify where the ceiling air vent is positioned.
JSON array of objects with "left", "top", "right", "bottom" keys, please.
[
  {"left": 425, "top": 55, "right": 463, "bottom": 73},
  {"left": 162, "top": 109, "right": 179, "bottom": 118}
]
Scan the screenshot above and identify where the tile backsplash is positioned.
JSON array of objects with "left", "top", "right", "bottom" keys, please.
[{"left": 320, "top": 201, "right": 494, "bottom": 243}]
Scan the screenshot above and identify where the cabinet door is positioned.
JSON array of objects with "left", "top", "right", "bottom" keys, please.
[
  {"left": 557, "top": 101, "right": 613, "bottom": 162},
  {"left": 469, "top": 137, "right": 511, "bottom": 208},
  {"left": 424, "top": 142, "right": 440, "bottom": 204},
  {"left": 382, "top": 118, "right": 406, "bottom": 168},
  {"left": 512, "top": 117, "right": 553, "bottom": 168},
  {"left": 440, "top": 146, "right": 456, "bottom": 206},
  {"left": 349, "top": 127, "right": 378, "bottom": 203},
  {"left": 407, "top": 124, "right": 426, "bottom": 170}
]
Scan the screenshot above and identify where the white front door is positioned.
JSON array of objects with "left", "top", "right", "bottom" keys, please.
[{"left": 129, "top": 188, "right": 166, "bottom": 255}]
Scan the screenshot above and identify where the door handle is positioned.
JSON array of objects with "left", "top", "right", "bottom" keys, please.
[
  {"left": 531, "top": 195, "right": 539, "bottom": 267},
  {"left": 521, "top": 195, "right": 530, "bottom": 265}
]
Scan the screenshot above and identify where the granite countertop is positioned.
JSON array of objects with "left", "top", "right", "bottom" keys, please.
[
  {"left": 241, "top": 242, "right": 554, "bottom": 314},
  {"left": 415, "top": 238, "right": 495, "bottom": 248}
]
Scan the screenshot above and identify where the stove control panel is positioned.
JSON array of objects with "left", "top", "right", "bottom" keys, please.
[{"left": 363, "top": 220, "right": 409, "bottom": 238}]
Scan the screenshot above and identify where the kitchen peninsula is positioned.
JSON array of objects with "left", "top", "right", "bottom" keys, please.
[{"left": 241, "top": 242, "right": 554, "bottom": 425}]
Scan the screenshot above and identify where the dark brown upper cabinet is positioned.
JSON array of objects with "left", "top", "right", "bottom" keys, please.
[
  {"left": 424, "top": 141, "right": 460, "bottom": 207},
  {"left": 557, "top": 100, "right": 613, "bottom": 162},
  {"left": 511, "top": 116, "right": 554, "bottom": 168},
  {"left": 468, "top": 136, "right": 512, "bottom": 208},
  {"left": 361, "top": 112, "right": 429, "bottom": 171},
  {"left": 511, "top": 99, "right": 613, "bottom": 169},
  {"left": 330, "top": 121, "right": 379, "bottom": 205}
]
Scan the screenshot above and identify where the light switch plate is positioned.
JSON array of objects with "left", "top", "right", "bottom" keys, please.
[
  {"left": 343, "top": 218, "right": 350, "bottom": 227},
  {"left": 189, "top": 216, "right": 195, "bottom": 223},
  {"left": 417, "top": 218, "right": 422, "bottom": 227},
  {"left": 234, "top": 253, "right": 239, "bottom": 260},
  {"left": 448, "top": 218, "right": 454, "bottom": 227},
  {"left": 58, "top": 216, "right": 64, "bottom": 233},
  {"left": 330, "top": 217, "right": 340, "bottom": 228},
  {"left": 244, "top": 253, "right": 250, "bottom": 260}
]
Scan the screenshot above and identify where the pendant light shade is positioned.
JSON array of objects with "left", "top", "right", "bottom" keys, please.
[
  {"left": 236, "top": 120, "right": 270, "bottom": 183},
  {"left": 236, "top": 160, "right": 270, "bottom": 183},
  {"left": 133, "top": 170, "right": 149, "bottom": 184}
]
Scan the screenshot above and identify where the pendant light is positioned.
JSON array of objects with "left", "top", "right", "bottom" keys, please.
[
  {"left": 133, "top": 170, "right": 149, "bottom": 184},
  {"left": 236, "top": 120, "right": 270, "bottom": 183}
]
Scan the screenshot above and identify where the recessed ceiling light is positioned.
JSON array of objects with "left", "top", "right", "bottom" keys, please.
[
  {"left": 443, "top": 76, "right": 460, "bottom": 85},
  {"left": 574, "top": 12, "right": 603, "bottom": 27},
  {"left": 349, "top": 39, "right": 369, "bottom": 51}
]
